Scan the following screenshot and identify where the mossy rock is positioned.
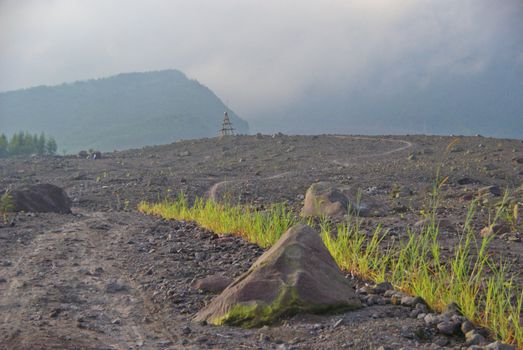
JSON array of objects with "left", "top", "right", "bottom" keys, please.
[{"left": 193, "top": 224, "right": 361, "bottom": 327}]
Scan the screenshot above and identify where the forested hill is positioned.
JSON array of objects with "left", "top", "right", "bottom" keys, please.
[{"left": 0, "top": 70, "right": 249, "bottom": 153}]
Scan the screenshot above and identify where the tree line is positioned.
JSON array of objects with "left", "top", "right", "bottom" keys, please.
[{"left": 0, "top": 132, "right": 57, "bottom": 158}]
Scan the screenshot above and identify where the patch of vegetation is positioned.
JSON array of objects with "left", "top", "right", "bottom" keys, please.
[
  {"left": 139, "top": 189, "right": 523, "bottom": 347},
  {"left": 139, "top": 193, "right": 297, "bottom": 248},
  {"left": 0, "top": 131, "right": 57, "bottom": 158},
  {"left": 0, "top": 191, "right": 14, "bottom": 223}
]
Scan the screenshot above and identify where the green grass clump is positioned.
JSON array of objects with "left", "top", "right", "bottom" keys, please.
[
  {"left": 138, "top": 192, "right": 297, "bottom": 248},
  {"left": 138, "top": 191, "right": 523, "bottom": 348}
]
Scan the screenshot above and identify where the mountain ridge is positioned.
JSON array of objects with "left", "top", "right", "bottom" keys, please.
[{"left": 0, "top": 69, "right": 249, "bottom": 153}]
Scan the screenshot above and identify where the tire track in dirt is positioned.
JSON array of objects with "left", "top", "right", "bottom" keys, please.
[
  {"left": 207, "top": 136, "right": 413, "bottom": 200},
  {"left": 0, "top": 211, "right": 176, "bottom": 350}
]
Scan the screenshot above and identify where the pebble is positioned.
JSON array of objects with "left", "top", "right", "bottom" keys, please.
[
  {"left": 436, "top": 320, "right": 461, "bottom": 335},
  {"left": 373, "top": 281, "right": 393, "bottom": 294},
  {"left": 461, "top": 320, "right": 475, "bottom": 334},
  {"left": 181, "top": 326, "right": 191, "bottom": 335},
  {"left": 465, "top": 331, "right": 485, "bottom": 346},
  {"left": 401, "top": 296, "right": 424, "bottom": 307},
  {"left": 366, "top": 294, "right": 382, "bottom": 305},
  {"left": 432, "top": 335, "right": 449, "bottom": 346},
  {"left": 484, "top": 341, "right": 516, "bottom": 350}
]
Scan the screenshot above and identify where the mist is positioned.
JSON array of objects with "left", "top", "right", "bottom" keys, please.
[{"left": 1, "top": 0, "right": 522, "bottom": 137}]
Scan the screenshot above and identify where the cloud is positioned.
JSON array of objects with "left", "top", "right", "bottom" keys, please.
[{"left": 0, "top": 0, "right": 521, "bottom": 118}]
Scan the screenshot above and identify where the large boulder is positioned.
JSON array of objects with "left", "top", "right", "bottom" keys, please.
[
  {"left": 301, "top": 182, "right": 382, "bottom": 218},
  {"left": 194, "top": 224, "right": 361, "bottom": 328},
  {"left": 8, "top": 184, "right": 72, "bottom": 214}
]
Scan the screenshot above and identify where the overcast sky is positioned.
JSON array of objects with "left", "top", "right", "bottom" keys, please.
[{"left": 1, "top": 0, "right": 522, "bottom": 120}]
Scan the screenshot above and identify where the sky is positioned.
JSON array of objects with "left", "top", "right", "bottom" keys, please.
[{"left": 1, "top": 0, "right": 522, "bottom": 123}]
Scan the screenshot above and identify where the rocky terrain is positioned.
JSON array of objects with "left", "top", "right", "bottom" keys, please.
[{"left": 1, "top": 134, "right": 522, "bottom": 350}]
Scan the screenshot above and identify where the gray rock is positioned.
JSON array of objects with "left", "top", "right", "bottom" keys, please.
[
  {"left": 194, "top": 224, "right": 361, "bottom": 327},
  {"left": 8, "top": 184, "right": 72, "bottom": 214}
]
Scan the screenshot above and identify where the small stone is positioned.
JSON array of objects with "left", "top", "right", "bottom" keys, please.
[
  {"left": 461, "top": 320, "right": 475, "bottom": 334},
  {"left": 105, "top": 280, "right": 128, "bottom": 293},
  {"left": 181, "top": 326, "right": 191, "bottom": 335},
  {"left": 424, "top": 314, "right": 439, "bottom": 326},
  {"left": 0, "top": 277, "right": 7, "bottom": 283},
  {"left": 259, "top": 333, "right": 270, "bottom": 342},
  {"left": 111, "top": 318, "right": 121, "bottom": 325},
  {"left": 465, "top": 331, "right": 485, "bottom": 346},
  {"left": 384, "top": 290, "right": 397, "bottom": 297},
  {"left": 484, "top": 341, "right": 516, "bottom": 350},
  {"left": 433, "top": 335, "right": 449, "bottom": 346},
  {"left": 415, "top": 303, "right": 428, "bottom": 313},
  {"left": 410, "top": 309, "right": 421, "bottom": 318},
  {"left": 480, "top": 223, "right": 509, "bottom": 237},
  {"left": 366, "top": 294, "right": 382, "bottom": 306},
  {"left": 401, "top": 296, "right": 424, "bottom": 307},
  {"left": 478, "top": 185, "right": 502, "bottom": 197},
  {"left": 373, "top": 281, "right": 393, "bottom": 294},
  {"left": 377, "top": 346, "right": 393, "bottom": 350},
  {"left": 436, "top": 321, "right": 460, "bottom": 335},
  {"left": 191, "top": 275, "right": 234, "bottom": 294}
]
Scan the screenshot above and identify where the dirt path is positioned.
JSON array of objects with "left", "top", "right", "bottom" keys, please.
[
  {"left": 332, "top": 136, "right": 413, "bottom": 166},
  {"left": 0, "top": 211, "right": 176, "bottom": 350}
]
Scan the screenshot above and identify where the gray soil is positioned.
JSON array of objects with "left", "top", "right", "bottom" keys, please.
[{"left": 1, "top": 134, "right": 522, "bottom": 350}]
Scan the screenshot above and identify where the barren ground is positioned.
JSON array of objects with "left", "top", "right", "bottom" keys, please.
[{"left": 1, "top": 134, "right": 522, "bottom": 350}]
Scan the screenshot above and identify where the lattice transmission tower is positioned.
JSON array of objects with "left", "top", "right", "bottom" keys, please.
[{"left": 219, "top": 111, "right": 235, "bottom": 138}]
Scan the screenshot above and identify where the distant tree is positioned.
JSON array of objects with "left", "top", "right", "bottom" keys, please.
[
  {"left": 45, "top": 137, "right": 57, "bottom": 155},
  {"left": 0, "top": 134, "right": 7, "bottom": 158},
  {"left": 0, "top": 131, "right": 58, "bottom": 158},
  {"left": 37, "top": 132, "right": 46, "bottom": 156}
]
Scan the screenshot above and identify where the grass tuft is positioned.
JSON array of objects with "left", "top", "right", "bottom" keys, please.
[{"left": 138, "top": 192, "right": 297, "bottom": 248}]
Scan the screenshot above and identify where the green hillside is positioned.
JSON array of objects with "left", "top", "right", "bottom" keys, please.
[{"left": 0, "top": 70, "right": 249, "bottom": 153}]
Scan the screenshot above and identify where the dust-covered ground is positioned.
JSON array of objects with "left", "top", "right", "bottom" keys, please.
[{"left": 1, "top": 134, "right": 522, "bottom": 350}]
